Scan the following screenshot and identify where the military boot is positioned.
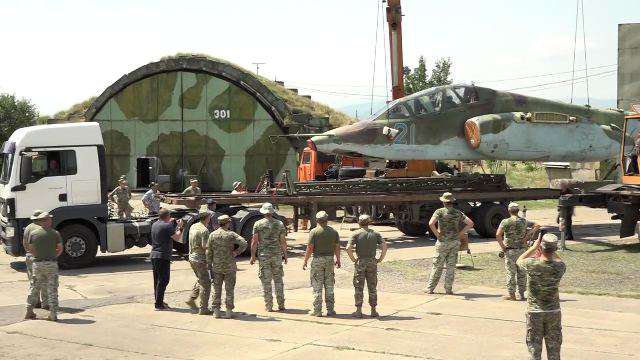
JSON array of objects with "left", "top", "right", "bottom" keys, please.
[
  {"left": 326, "top": 309, "right": 337, "bottom": 317},
  {"left": 370, "top": 307, "right": 379, "bottom": 318},
  {"left": 185, "top": 298, "right": 197, "bottom": 309},
  {"left": 502, "top": 293, "right": 516, "bottom": 301},
  {"left": 47, "top": 311, "right": 58, "bottom": 322},
  {"left": 213, "top": 308, "right": 222, "bottom": 318},
  {"left": 518, "top": 292, "right": 526, "bottom": 301},
  {"left": 33, "top": 301, "right": 42, "bottom": 309},
  {"left": 265, "top": 304, "right": 274, "bottom": 312},
  {"left": 198, "top": 308, "right": 212, "bottom": 316},
  {"left": 277, "top": 304, "right": 286, "bottom": 312},
  {"left": 42, "top": 303, "right": 50, "bottom": 311},
  {"left": 225, "top": 309, "right": 234, "bottom": 319},
  {"left": 24, "top": 308, "right": 36, "bottom": 320},
  {"left": 352, "top": 307, "right": 363, "bottom": 318},
  {"left": 310, "top": 309, "right": 323, "bottom": 317}
]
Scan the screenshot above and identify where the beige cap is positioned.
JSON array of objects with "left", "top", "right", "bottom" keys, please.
[
  {"left": 30, "top": 210, "right": 52, "bottom": 220},
  {"left": 233, "top": 181, "right": 243, "bottom": 189},
  {"left": 508, "top": 202, "right": 520, "bottom": 210},
  {"left": 198, "top": 209, "right": 211, "bottom": 217},
  {"left": 358, "top": 214, "right": 371, "bottom": 224},
  {"left": 439, "top": 192, "right": 455, "bottom": 203},
  {"left": 218, "top": 214, "right": 231, "bottom": 224},
  {"left": 315, "top": 211, "right": 328, "bottom": 221},
  {"left": 190, "top": 179, "right": 198, "bottom": 184}
]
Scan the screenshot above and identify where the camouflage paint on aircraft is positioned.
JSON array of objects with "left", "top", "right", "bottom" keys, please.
[
  {"left": 93, "top": 71, "right": 297, "bottom": 191},
  {"left": 311, "top": 85, "right": 625, "bottom": 162}
]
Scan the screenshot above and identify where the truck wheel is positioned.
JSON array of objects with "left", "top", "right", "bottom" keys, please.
[
  {"left": 58, "top": 224, "right": 98, "bottom": 269},
  {"left": 396, "top": 221, "right": 428, "bottom": 237},
  {"left": 240, "top": 217, "right": 259, "bottom": 256},
  {"left": 473, "top": 203, "right": 508, "bottom": 238}
]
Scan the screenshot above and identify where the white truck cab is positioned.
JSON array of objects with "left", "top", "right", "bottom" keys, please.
[{"left": 0, "top": 123, "right": 120, "bottom": 267}]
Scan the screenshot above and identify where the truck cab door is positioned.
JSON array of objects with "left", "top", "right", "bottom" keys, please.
[{"left": 15, "top": 149, "right": 69, "bottom": 217}]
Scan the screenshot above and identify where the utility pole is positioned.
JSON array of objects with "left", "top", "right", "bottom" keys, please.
[{"left": 252, "top": 62, "right": 266, "bottom": 76}]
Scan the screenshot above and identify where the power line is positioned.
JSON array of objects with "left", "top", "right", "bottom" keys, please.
[
  {"left": 505, "top": 69, "right": 615, "bottom": 92},
  {"left": 581, "top": 0, "right": 590, "bottom": 105},
  {"left": 514, "top": 71, "right": 615, "bottom": 94},
  {"left": 476, "top": 63, "right": 615, "bottom": 84},
  {"left": 570, "top": 0, "right": 580, "bottom": 103}
]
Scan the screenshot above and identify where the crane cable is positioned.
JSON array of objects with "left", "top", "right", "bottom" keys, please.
[
  {"left": 570, "top": 0, "right": 579, "bottom": 103},
  {"left": 581, "top": 0, "right": 590, "bottom": 106},
  {"left": 370, "top": 0, "right": 381, "bottom": 115}
]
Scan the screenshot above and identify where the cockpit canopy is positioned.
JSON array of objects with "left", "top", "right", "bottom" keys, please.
[{"left": 372, "top": 85, "right": 481, "bottom": 122}]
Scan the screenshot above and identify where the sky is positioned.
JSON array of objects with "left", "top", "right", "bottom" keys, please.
[{"left": 0, "top": 0, "right": 638, "bottom": 116}]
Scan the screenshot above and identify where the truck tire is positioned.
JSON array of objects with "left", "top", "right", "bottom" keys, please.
[
  {"left": 473, "top": 203, "right": 509, "bottom": 238},
  {"left": 396, "top": 221, "right": 428, "bottom": 237},
  {"left": 240, "top": 216, "right": 259, "bottom": 256},
  {"left": 58, "top": 224, "right": 98, "bottom": 269}
]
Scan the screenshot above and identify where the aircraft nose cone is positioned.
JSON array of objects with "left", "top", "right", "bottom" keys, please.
[{"left": 309, "top": 134, "right": 336, "bottom": 152}]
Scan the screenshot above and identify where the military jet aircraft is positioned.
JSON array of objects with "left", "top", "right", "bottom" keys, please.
[{"left": 309, "top": 84, "right": 626, "bottom": 162}]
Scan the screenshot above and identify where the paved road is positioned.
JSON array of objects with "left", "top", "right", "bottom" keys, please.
[{"left": 0, "top": 207, "right": 636, "bottom": 359}]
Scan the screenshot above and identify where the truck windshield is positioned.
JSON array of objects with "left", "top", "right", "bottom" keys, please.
[{"left": 0, "top": 153, "right": 13, "bottom": 184}]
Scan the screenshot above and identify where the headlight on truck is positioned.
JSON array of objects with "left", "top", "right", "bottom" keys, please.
[{"left": 5, "top": 226, "right": 14, "bottom": 238}]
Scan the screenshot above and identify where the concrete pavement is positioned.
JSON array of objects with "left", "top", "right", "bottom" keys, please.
[{"left": 0, "top": 207, "right": 637, "bottom": 359}]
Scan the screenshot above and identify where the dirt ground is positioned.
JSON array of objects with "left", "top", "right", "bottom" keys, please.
[{"left": 0, "top": 206, "right": 637, "bottom": 359}]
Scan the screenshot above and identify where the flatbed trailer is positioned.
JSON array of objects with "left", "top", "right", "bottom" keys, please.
[{"left": 166, "top": 174, "right": 559, "bottom": 238}]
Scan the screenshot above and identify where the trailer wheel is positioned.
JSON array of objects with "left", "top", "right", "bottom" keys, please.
[
  {"left": 396, "top": 221, "right": 428, "bottom": 237},
  {"left": 58, "top": 224, "right": 98, "bottom": 269},
  {"left": 473, "top": 203, "right": 508, "bottom": 238}
]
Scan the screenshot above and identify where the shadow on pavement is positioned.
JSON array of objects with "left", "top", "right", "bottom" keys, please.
[
  {"left": 456, "top": 292, "right": 502, "bottom": 300},
  {"left": 378, "top": 314, "right": 420, "bottom": 321},
  {"left": 278, "top": 308, "right": 309, "bottom": 315},
  {"left": 57, "top": 318, "right": 95, "bottom": 325},
  {"left": 235, "top": 313, "right": 280, "bottom": 322}
]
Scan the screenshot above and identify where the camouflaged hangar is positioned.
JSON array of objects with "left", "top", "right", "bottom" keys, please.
[{"left": 57, "top": 55, "right": 351, "bottom": 191}]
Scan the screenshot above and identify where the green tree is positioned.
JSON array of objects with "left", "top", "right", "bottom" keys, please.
[
  {"left": 403, "top": 56, "right": 453, "bottom": 95},
  {"left": 0, "top": 94, "right": 38, "bottom": 143}
]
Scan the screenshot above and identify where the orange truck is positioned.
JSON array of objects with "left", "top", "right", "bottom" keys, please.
[
  {"left": 559, "top": 113, "right": 640, "bottom": 240},
  {"left": 297, "top": 147, "right": 365, "bottom": 182}
]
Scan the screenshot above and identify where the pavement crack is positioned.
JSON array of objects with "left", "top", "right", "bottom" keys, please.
[
  {"left": 1, "top": 330, "right": 192, "bottom": 360},
  {"left": 308, "top": 343, "right": 436, "bottom": 359},
  {"left": 64, "top": 285, "right": 88, "bottom": 300},
  {"left": 149, "top": 323, "right": 301, "bottom": 345}
]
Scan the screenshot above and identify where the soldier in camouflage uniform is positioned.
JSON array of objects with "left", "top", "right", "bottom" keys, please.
[
  {"left": 206, "top": 215, "right": 247, "bottom": 319},
  {"left": 250, "top": 203, "right": 288, "bottom": 312},
  {"left": 185, "top": 210, "right": 212, "bottom": 315},
  {"left": 24, "top": 211, "right": 63, "bottom": 322},
  {"left": 346, "top": 214, "right": 387, "bottom": 318},
  {"left": 496, "top": 202, "right": 540, "bottom": 301},
  {"left": 426, "top": 192, "right": 474, "bottom": 295},
  {"left": 22, "top": 210, "right": 48, "bottom": 310},
  {"left": 182, "top": 179, "right": 201, "bottom": 196},
  {"left": 302, "top": 211, "right": 341, "bottom": 317},
  {"left": 517, "top": 233, "right": 566, "bottom": 360},
  {"left": 108, "top": 178, "right": 133, "bottom": 219}
]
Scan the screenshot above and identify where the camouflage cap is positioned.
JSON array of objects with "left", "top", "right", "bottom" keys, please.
[
  {"left": 198, "top": 209, "right": 211, "bottom": 217},
  {"left": 541, "top": 233, "right": 558, "bottom": 251},
  {"left": 260, "top": 202, "right": 275, "bottom": 214},
  {"left": 508, "top": 202, "right": 520, "bottom": 210},
  {"left": 218, "top": 214, "right": 231, "bottom": 224},
  {"left": 233, "top": 181, "right": 243, "bottom": 189},
  {"left": 439, "top": 192, "right": 455, "bottom": 203},
  {"left": 190, "top": 179, "right": 198, "bottom": 184},
  {"left": 119, "top": 175, "right": 127, "bottom": 180}
]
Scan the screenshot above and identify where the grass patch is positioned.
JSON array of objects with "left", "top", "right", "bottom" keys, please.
[
  {"left": 380, "top": 241, "right": 640, "bottom": 298},
  {"left": 519, "top": 199, "right": 557, "bottom": 210}
]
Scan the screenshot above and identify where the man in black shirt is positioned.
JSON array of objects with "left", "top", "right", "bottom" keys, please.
[{"left": 150, "top": 208, "right": 184, "bottom": 310}]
